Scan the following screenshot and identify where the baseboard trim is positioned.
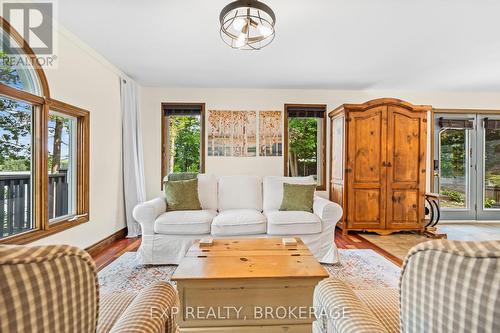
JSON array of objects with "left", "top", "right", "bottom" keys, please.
[{"left": 85, "top": 227, "right": 127, "bottom": 258}]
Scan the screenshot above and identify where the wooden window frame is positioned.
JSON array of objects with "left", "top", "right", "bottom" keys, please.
[
  {"left": 284, "top": 104, "right": 327, "bottom": 191},
  {"left": 0, "top": 18, "right": 90, "bottom": 244},
  {"left": 161, "top": 102, "right": 205, "bottom": 185}
]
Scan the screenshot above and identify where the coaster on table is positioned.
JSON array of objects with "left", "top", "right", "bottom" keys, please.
[
  {"left": 199, "top": 237, "right": 213, "bottom": 247},
  {"left": 282, "top": 237, "right": 297, "bottom": 246}
]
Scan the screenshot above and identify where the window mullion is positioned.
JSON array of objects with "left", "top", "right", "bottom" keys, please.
[
  {"left": 76, "top": 112, "right": 90, "bottom": 216},
  {"left": 31, "top": 102, "right": 49, "bottom": 231}
]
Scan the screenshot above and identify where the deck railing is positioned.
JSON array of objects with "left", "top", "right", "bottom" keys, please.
[{"left": 0, "top": 172, "right": 68, "bottom": 239}]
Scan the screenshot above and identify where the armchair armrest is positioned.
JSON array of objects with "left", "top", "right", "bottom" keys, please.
[
  {"left": 313, "top": 278, "right": 388, "bottom": 333},
  {"left": 313, "top": 196, "right": 342, "bottom": 227},
  {"left": 132, "top": 197, "right": 166, "bottom": 235},
  {"left": 109, "top": 282, "right": 179, "bottom": 333}
]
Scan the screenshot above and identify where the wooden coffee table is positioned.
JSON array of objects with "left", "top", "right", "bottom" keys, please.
[{"left": 172, "top": 238, "right": 329, "bottom": 332}]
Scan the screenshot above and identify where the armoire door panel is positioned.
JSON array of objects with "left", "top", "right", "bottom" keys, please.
[
  {"left": 347, "top": 106, "right": 386, "bottom": 229},
  {"left": 352, "top": 110, "right": 384, "bottom": 184},
  {"left": 390, "top": 190, "right": 419, "bottom": 224},
  {"left": 386, "top": 106, "right": 427, "bottom": 229},
  {"left": 352, "top": 189, "right": 381, "bottom": 225},
  {"left": 392, "top": 113, "right": 421, "bottom": 184}
]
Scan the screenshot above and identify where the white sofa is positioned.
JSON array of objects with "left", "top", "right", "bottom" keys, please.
[{"left": 132, "top": 174, "right": 342, "bottom": 265}]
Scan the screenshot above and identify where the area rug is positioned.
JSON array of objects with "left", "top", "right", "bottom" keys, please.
[
  {"left": 357, "top": 232, "right": 430, "bottom": 261},
  {"left": 98, "top": 249, "right": 400, "bottom": 295}
]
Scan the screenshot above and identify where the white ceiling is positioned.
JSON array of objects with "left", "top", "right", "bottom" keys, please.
[{"left": 58, "top": 0, "right": 500, "bottom": 91}]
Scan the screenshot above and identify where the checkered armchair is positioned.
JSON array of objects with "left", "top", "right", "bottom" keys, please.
[
  {"left": 313, "top": 240, "right": 500, "bottom": 333},
  {"left": 0, "top": 245, "right": 179, "bottom": 333}
]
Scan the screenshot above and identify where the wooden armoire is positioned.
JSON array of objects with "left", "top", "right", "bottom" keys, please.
[{"left": 329, "top": 98, "right": 431, "bottom": 235}]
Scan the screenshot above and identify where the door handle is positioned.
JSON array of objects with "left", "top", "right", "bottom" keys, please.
[
  {"left": 382, "top": 161, "right": 386, "bottom": 167},
  {"left": 387, "top": 162, "right": 392, "bottom": 167}
]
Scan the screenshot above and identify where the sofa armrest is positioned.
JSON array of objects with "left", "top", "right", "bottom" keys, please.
[
  {"left": 132, "top": 197, "right": 166, "bottom": 235},
  {"left": 313, "top": 278, "right": 388, "bottom": 333},
  {"left": 313, "top": 196, "right": 342, "bottom": 227},
  {"left": 109, "top": 281, "right": 179, "bottom": 333}
]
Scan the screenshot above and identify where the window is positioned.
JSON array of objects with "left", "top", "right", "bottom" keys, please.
[
  {"left": 284, "top": 104, "right": 327, "bottom": 190},
  {"left": 0, "top": 18, "right": 90, "bottom": 244},
  {"left": 0, "top": 25, "right": 44, "bottom": 96},
  {"left": 433, "top": 112, "right": 500, "bottom": 221},
  {"left": 0, "top": 97, "right": 35, "bottom": 238},
  {"left": 161, "top": 103, "right": 205, "bottom": 182}
]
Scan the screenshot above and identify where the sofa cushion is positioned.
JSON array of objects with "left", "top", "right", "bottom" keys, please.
[
  {"left": 354, "top": 289, "right": 400, "bottom": 333},
  {"left": 263, "top": 176, "right": 315, "bottom": 212},
  {"left": 218, "top": 176, "right": 262, "bottom": 212},
  {"left": 98, "top": 293, "right": 136, "bottom": 333},
  {"left": 265, "top": 210, "right": 321, "bottom": 235},
  {"left": 211, "top": 209, "right": 266, "bottom": 236},
  {"left": 197, "top": 173, "right": 218, "bottom": 210},
  {"left": 154, "top": 210, "right": 216, "bottom": 235}
]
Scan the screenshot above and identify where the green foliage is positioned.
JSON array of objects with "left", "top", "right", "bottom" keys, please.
[
  {"left": 0, "top": 158, "right": 30, "bottom": 171},
  {"left": 0, "top": 61, "right": 33, "bottom": 171},
  {"left": 0, "top": 53, "right": 32, "bottom": 171},
  {"left": 47, "top": 156, "right": 69, "bottom": 171},
  {"left": 288, "top": 118, "right": 318, "bottom": 159},
  {"left": 0, "top": 51, "right": 21, "bottom": 87},
  {"left": 288, "top": 118, "right": 319, "bottom": 177},
  {"left": 169, "top": 116, "right": 200, "bottom": 173},
  {"left": 440, "top": 129, "right": 466, "bottom": 178},
  {"left": 441, "top": 189, "right": 465, "bottom": 204},
  {"left": 484, "top": 198, "right": 496, "bottom": 209},
  {"left": 485, "top": 173, "right": 500, "bottom": 186},
  {"left": 485, "top": 128, "right": 500, "bottom": 176}
]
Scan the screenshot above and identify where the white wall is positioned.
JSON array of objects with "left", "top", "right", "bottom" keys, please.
[
  {"left": 140, "top": 87, "right": 500, "bottom": 200},
  {"left": 31, "top": 27, "right": 125, "bottom": 248}
]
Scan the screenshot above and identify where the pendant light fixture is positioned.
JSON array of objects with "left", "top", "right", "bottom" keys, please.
[{"left": 219, "top": 0, "right": 276, "bottom": 50}]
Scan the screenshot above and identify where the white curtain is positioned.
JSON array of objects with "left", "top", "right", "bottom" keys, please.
[{"left": 121, "top": 77, "right": 146, "bottom": 237}]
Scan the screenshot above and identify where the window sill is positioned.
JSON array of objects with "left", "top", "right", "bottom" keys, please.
[{"left": 0, "top": 216, "right": 89, "bottom": 245}]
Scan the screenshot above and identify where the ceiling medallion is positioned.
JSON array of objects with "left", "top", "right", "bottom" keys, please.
[{"left": 219, "top": 0, "right": 276, "bottom": 50}]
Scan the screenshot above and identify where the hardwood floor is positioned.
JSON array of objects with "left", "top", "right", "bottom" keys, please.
[
  {"left": 91, "top": 228, "right": 403, "bottom": 272},
  {"left": 93, "top": 237, "right": 140, "bottom": 271},
  {"left": 335, "top": 229, "right": 403, "bottom": 266}
]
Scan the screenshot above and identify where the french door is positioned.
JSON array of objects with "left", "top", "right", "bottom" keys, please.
[{"left": 434, "top": 113, "right": 500, "bottom": 220}]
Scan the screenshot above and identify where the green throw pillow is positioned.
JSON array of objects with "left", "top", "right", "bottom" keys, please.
[
  {"left": 164, "top": 178, "right": 202, "bottom": 211},
  {"left": 279, "top": 183, "right": 316, "bottom": 212},
  {"left": 168, "top": 172, "right": 198, "bottom": 181}
]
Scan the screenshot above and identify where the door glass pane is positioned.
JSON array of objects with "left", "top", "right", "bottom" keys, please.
[
  {"left": 48, "top": 111, "right": 77, "bottom": 221},
  {"left": 288, "top": 117, "right": 323, "bottom": 185},
  {"left": 439, "top": 128, "right": 469, "bottom": 209},
  {"left": 167, "top": 115, "right": 201, "bottom": 173},
  {"left": 0, "top": 96, "right": 34, "bottom": 238},
  {"left": 484, "top": 127, "right": 500, "bottom": 209}
]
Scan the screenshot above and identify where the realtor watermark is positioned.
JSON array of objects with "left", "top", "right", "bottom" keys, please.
[
  {"left": 1, "top": 0, "right": 57, "bottom": 68},
  {"left": 151, "top": 305, "right": 351, "bottom": 321}
]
